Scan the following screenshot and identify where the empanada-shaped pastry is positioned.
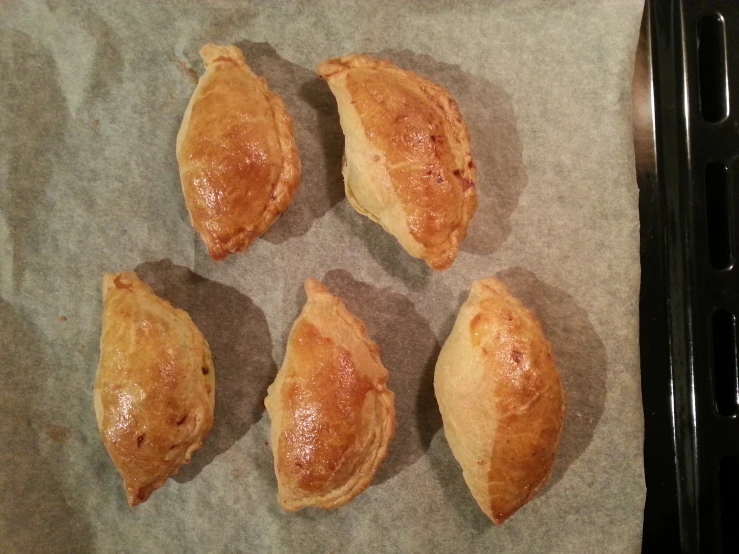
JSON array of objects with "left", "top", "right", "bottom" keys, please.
[
  {"left": 434, "top": 278, "right": 565, "bottom": 523},
  {"left": 317, "top": 54, "right": 477, "bottom": 270},
  {"left": 94, "top": 271, "right": 215, "bottom": 506},
  {"left": 265, "top": 279, "right": 395, "bottom": 510},
  {"left": 176, "top": 44, "right": 301, "bottom": 260}
]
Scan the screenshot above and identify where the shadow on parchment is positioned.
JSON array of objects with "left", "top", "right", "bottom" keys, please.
[
  {"left": 320, "top": 269, "right": 442, "bottom": 483},
  {"left": 224, "top": 43, "right": 430, "bottom": 289},
  {"left": 374, "top": 49, "right": 527, "bottom": 257},
  {"left": 495, "top": 267, "right": 607, "bottom": 491},
  {"left": 2, "top": 30, "right": 68, "bottom": 287},
  {"left": 427, "top": 268, "right": 606, "bottom": 525},
  {"left": 75, "top": 6, "right": 124, "bottom": 105},
  {"left": 0, "top": 300, "right": 95, "bottom": 553},
  {"left": 134, "top": 259, "right": 276, "bottom": 482},
  {"left": 427, "top": 434, "right": 493, "bottom": 533},
  {"left": 334, "top": 201, "right": 434, "bottom": 291},
  {"left": 230, "top": 41, "right": 345, "bottom": 244}
]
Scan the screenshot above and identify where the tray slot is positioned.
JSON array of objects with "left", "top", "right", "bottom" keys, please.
[
  {"left": 712, "top": 309, "right": 738, "bottom": 417},
  {"left": 705, "top": 161, "right": 733, "bottom": 269},
  {"left": 697, "top": 13, "right": 729, "bottom": 123},
  {"left": 720, "top": 456, "right": 739, "bottom": 553}
]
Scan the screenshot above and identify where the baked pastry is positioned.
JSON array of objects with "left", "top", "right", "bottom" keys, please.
[
  {"left": 317, "top": 54, "right": 477, "bottom": 270},
  {"left": 434, "top": 278, "right": 565, "bottom": 523},
  {"left": 265, "top": 279, "right": 395, "bottom": 510},
  {"left": 176, "top": 44, "right": 301, "bottom": 260},
  {"left": 94, "top": 271, "right": 215, "bottom": 506}
]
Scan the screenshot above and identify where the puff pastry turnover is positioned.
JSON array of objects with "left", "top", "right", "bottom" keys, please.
[
  {"left": 434, "top": 278, "right": 565, "bottom": 523},
  {"left": 177, "top": 44, "right": 301, "bottom": 260},
  {"left": 265, "top": 279, "right": 395, "bottom": 510},
  {"left": 317, "top": 54, "right": 477, "bottom": 270},
  {"left": 94, "top": 271, "right": 215, "bottom": 506}
]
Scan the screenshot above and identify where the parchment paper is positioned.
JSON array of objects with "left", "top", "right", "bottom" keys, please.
[{"left": 0, "top": 1, "right": 645, "bottom": 552}]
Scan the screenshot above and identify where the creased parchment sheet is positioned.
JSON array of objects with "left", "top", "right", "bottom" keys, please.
[{"left": 0, "top": 1, "right": 645, "bottom": 552}]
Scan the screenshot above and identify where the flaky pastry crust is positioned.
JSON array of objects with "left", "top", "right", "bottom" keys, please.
[
  {"left": 434, "top": 278, "right": 565, "bottom": 523},
  {"left": 94, "top": 271, "right": 215, "bottom": 505},
  {"left": 265, "top": 279, "right": 395, "bottom": 510},
  {"left": 318, "top": 54, "right": 477, "bottom": 270},
  {"left": 177, "top": 44, "right": 301, "bottom": 260}
]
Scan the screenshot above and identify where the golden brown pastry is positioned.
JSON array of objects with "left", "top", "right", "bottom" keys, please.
[
  {"left": 265, "top": 279, "right": 395, "bottom": 510},
  {"left": 176, "top": 44, "right": 301, "bottom": 261},
  {"left": 317, "top": 54, "right": 477, "bottom": 270},
  {"left": 434, "top": 278, "right": 565, "bottom": 523},
  {"left": 94, "top": 271, "right": 215, "bottom": 506}
]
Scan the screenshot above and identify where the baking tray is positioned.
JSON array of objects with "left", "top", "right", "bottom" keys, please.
[{"left": 637, "top": 1, "right": 739, "bottom": 552}]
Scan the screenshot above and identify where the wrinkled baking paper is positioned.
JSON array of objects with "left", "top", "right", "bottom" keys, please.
[{"left": 0, "top": 1, "right": 645, "bottom": 552}]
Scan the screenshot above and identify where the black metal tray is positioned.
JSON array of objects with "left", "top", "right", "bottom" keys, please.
[{"left": 637, "top": 1, "right": 739, "bottom": 552}]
